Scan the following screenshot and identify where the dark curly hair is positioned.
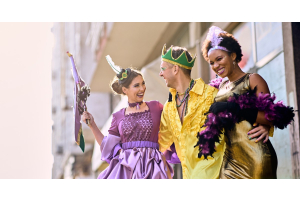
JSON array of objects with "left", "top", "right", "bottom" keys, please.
[
  {"left": 202, "top": 32, "right": 243, "bottom": 63},
  {"left": 110, "top": 68, "right": 143, "bottom": 95}
]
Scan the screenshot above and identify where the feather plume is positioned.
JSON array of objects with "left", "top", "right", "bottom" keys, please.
[
  {"left": 106, "top": 55, "right": 121, "bottom": 74},
  {"left": 206, "top": 26, "right": 225, "bottom": 47}
]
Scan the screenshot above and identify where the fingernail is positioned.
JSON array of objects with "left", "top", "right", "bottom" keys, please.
[
  {"left": 247, "top": 132, "right": 250, "bottom": 135},
  {"left": 249, "top": 137, "right": 251, "bottom": 139},
  {"left": 255, "top": 140, "right": 258, "bottom": 143},
  {"left": 253, "top": 123, "right": 257, "bottom": 126}
]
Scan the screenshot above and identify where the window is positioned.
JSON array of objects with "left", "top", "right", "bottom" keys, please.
[
  {"left": 232, "top": 22, "right": 254, "bottom": 72},
  {"left": 255, "top": 22, "right": 283, "bottom": 63}
]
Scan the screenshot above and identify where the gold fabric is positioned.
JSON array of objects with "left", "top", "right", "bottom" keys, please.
[
  {"left": 215, "top": 74, "right": 277, "bottom": 179},
  {"left": 159, "top": 78, "right": 226, "bottom": 179}
]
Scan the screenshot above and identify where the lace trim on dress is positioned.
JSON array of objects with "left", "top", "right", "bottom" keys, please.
[{"left": 121, "top": 109, "right": 153, "bottom": 142}]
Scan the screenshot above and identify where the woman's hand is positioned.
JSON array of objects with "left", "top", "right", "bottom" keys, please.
[
  {"left": 81, "top": 111, "right": 95, "bottom": 126},
  {"left": 248, "top": 124, "right": 270, "bottom": 143}
]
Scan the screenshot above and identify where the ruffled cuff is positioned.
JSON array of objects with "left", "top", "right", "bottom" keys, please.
[
  {"left": 163, "top": 143, "right": 181, "bottom": 164},
  {"left": 100, "top": 134, "right": 121, "bottom": 164}
]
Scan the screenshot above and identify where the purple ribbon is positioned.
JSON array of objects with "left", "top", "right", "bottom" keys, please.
[{"left": 121, "top": 141, "right": 159, "bottom": 150}]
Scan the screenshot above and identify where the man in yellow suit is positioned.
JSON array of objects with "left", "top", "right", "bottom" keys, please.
[
  {"left": 158, "top": 44, "right": 225, "bottom": 179},
  {"left": 158, "top": 44, "right": 271, "bottom": 179}
]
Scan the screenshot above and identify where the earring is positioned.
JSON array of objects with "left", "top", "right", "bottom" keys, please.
[
  {"left": 233, "top": 61, "right": 236, "bottom": 69},
  {"left": 216, "top": 74, "right": 218, "bottom": 78}
]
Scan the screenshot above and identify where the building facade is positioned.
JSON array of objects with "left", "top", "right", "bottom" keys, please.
[{"left": 51, "top": 22, "right": 114, "bottom": 178}]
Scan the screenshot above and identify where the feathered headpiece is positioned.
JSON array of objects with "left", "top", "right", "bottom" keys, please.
[
  {"left": 106, "top": 55, "right": 128, "bottom": 80},
  {"left": 206, "top": 26, "right": 230, "bottom": 56}
]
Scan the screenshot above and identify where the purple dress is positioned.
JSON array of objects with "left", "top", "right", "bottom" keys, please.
[{"left": 98, "top": 101, "right": 174, "bottom": 179}]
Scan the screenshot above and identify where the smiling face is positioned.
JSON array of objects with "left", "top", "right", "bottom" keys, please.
[
  {"left": 159, "top": 60, "right": 175, "bottom": 88},
  {"left": 122, "top": 75, "right": 146, "bottom": 103},
  {"left": 208, "top": 49, "right": 236, "bottom": 78}
]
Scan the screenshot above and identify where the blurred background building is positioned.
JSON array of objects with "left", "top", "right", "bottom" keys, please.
[{"left": 51, "top": 22, "right": 300, "bottom": 179}]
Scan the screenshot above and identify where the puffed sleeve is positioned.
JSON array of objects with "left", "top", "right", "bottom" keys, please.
[
  {"left": 158, "top": 102, "right": 174, "bottom": 153},
  {"left": 100, "top": 114, "right": 122, "bottom": 164}
]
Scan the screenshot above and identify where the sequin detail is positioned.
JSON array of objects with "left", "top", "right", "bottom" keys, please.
[{"left": 121, "top": 110, "right": 153, "bottom": 142}]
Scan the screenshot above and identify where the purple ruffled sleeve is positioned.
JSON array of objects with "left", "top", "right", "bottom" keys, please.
[
  {"left": 100, "top": 134, "right": 121, "bottom": 164},
  {"left": 100, "top": 113, "right": 122, "bottom": 164},
  {"left": 163, "top": 143, "right": 181, "bottom": 164}
]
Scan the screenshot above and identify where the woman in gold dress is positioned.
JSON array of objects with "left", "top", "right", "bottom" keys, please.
[{"left": 196, "top": 26, "right": 294, "bottom": 179}]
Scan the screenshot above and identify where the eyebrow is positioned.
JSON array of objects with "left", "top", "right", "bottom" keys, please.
[{"left": 210, "top": 55, "right": 223, "bottom": 62}]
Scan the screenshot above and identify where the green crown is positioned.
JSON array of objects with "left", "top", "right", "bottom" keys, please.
[{"left": 161, "top": 44, "right": 196, "bottom": 70}]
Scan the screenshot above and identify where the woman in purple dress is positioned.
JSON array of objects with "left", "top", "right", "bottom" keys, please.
[{"left": 82, "top": 63, "right": 173, "bottom": 179}]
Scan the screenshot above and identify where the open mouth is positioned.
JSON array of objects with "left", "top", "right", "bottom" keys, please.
[
  {"left": 217, "top": 68, "right": 225, "bottom": 75},
  {"left": 137, "top": 93, "right": 144, "bottom": 98}
]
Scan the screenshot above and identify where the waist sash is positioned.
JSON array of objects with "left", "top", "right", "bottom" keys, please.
[{"left": 121, "top": 141, "right": 159, "bottom": 150}]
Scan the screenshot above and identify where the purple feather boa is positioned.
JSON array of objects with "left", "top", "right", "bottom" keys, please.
[{"left": 195, "top": 87, "right": 295, "bottom": 159}]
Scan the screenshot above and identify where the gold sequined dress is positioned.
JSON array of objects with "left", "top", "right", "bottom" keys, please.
[{"left": 215, "top": 73, "right": 277, "bottom": 179}]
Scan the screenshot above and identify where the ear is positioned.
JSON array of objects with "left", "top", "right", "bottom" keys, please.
[
  {"left": 122, "top": 86, "right": 128, "bottom": 95},
  {"left": 231, "top": 52, "right": 237, "bottom": 61},
  {"left": 173, "top": 65, "right": 179, "bottom": 75}
]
